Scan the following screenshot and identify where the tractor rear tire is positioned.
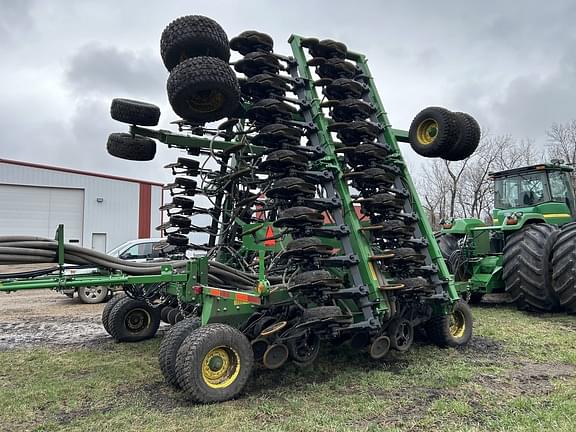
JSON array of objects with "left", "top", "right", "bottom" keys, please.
[
  {"left": 443, "top": 112, "right": 481, "bottom": 161},
  {"left": 167, "top": 56, "right": 240, "bottom": 123},
  {"left": 175, "top": 323, "right": 254, "bottom": 403},
  {"left": 408, "top": 107, "right": 459, "bottom": 158},
  {"left": 425, "top": 301, "right": 473, "bottom": 348},
  {"left": 159, "top": 318, "right": 201, "bottom": 388},
  {"left": 107, "top": 133, "right": 156, "bottom": 161},
  {"left": 551, "top": 222, "right": 576, "bottom": 313},
  {"left": 160, "top": 15, "right": 230, "bottom": 71},
  {"left": 107, "top": 297, "right": 161, "bottom": 342},
  {"left": 502, "top": 223, "right": 559, "bottom": 311},
  {"left": 102, "top": 293, "right": 125, "bottom": 335},
  {"left": 110, "top": 98, "right": 160, "bottom": 126}
]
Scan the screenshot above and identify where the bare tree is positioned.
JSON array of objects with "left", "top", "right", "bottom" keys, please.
[
  {"left": 546, "top": 120, "right": 576, "bottom": 184},
  {"left": 418, "top": 133, "right": 540, "bottom": 228}
]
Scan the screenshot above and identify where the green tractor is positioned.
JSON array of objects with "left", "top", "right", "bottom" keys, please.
[{"left": 439, "top": 162, "right": 576, "bottom": 313}]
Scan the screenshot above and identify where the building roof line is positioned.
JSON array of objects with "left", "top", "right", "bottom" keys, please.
[{"left": 0, "top": 158, "right": 164, "bottom": 186}]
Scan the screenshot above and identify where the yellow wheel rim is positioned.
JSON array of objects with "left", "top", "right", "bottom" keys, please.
[
  {"left": 416, "top": 118, "right": 439, "bottom": 145},
  {"left": 202, "top": 346, "right": 241, "bottom": 389},
  {"left": 449, "top": 310, "right": 466, "bottom": 338}
]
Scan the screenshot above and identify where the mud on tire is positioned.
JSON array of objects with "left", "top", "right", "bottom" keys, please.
[{"left": 502, "top": 223, "right": 559, "bottom": 311}]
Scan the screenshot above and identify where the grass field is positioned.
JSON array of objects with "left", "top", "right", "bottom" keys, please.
[{"left": 1, "top": 305, "right": 575, "bottom": 432}]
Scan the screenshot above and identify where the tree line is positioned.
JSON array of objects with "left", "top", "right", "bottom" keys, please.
[{"left": 417, "top": 120, "right": 576, "bottom": 228}]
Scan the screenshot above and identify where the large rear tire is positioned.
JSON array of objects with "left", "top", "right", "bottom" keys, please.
[
  {"left": 502, "top": 224, "right": 559, "bottom": 311},
  {"left": 551, "top": 222, "right": 576, "bottom": 313}
]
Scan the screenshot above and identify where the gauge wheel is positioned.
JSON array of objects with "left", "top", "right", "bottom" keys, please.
[
  {"left": 425, "top": 301, "right": 473, "bottom": 347},
  {"left": 167, "top": 56, "right": 240, "bottom": 123},
  {"left": 408, "top": 106, "right": 459, "bottom": 158},
  {"left": 107, "top": 297, "right": 161, "bottom": 342},
  {"left": 160, "top": 15, "right": 230, "bottom": 71},
  {"left": 107, "top": 133, "right": 156, "bottom": 161},
  {"left": 159, "top": 318, "right": 201, "bottom": 388},
  {"left": 175, "top": 323, "right": 254, "bottom": 403}
]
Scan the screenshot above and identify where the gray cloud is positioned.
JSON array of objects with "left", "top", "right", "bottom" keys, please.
[
  {"left": 1, "top": 0, "right": 576, "bottom": 181},
  {"left": 65, "top": 43, "right": 166, "bottom": 101}
]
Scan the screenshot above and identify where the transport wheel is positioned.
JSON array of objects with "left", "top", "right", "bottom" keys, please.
[
  {"left": 107, "top": 133, "right": 156, "bottom": 161},
  {"left": 175, "top": 323, "right": 254, "bottom": 403},
  {"left": 502, "top": 223, "right": 559, "bottom": 311},
  {"left": 107, "top": 297, "right": 161, "bottom": 342},
  {"left": 101, "top": 293, "right": 125, "bottom": 335},
  {"left": 110, "top": 98, "right": 160, "bottom": 126},
  {"left": 408, "top": 107, "right": 459, "bottom": 158},
  {"left": 551, "top": 222, "right": 576, "bottom": 313},
  {"left": 77, "top": 286, "right": 109, "bottom": 304},
  {"left": 443, "top": 112, "right": 481, "bottom": 161},
  {"left": 167, "top": 56, "right": 240, "bottom": 123},
  {"left": 159, "top": 318, "right": 201, "bottom": 388},
  {"left": 160, "top": 15, "right": 230, "bottom": 71},
  {"left": 425, "top": 301, "right": 473, "bottom": 348}
]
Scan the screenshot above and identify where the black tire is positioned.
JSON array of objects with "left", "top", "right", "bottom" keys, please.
[
  {"left": 159, "top": 318, "right": 201, "bottom": 388},
  {"left": 175, "top": 323, "right": 254, "bottom": 403},
  {"left": 551, "top": 222, "right": 576, "bottom": 313},
  {"left": 107, "top": 133, "right": 156, "bottom": 161},
  {"left": 107, "top": 297, "right": 161, "bottom": 342},
  {"left": 110, "top": 98, "right": 160, "bottom": 126},
  {"left": 160, "top": 15, "right": 230, "bottom": 71},
  {"left": 443, "top": 112, "right": 481, "bottom": 161},
  {"left": 436, "top": 233, "right": 460, "bottom": 265},
  {"left": 102, "top": 293, "right": 125, "bottom": 336},
  {"left": 502, "top": 224, "right": 559, "bottom": 311},
  {"left": 77, "top": 286, "right": 109, "bottom": 304},
  {"left": 425, "top": 301, "right": 473, "bottom": 348},
  {"left": 302, "top": 306, "right": 343, "bottom": 321},
  {"left": 167, "top": 56, "right": 240, "bottom": 123},
  {"left": 408, "top": 107, "right": 459, "bottom": 158}
]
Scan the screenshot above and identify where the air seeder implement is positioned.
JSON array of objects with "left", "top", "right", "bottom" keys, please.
[{"left": 0, "top": 15, "right": 481, "bottom": 402}]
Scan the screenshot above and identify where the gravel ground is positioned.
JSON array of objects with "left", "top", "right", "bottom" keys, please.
[{"left": 0, "top": 289, "right": 109, "bottom": 350}]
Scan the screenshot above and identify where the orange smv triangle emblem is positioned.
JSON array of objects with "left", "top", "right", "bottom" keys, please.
[{"left": 264, "top": 225, "right": 276, "bottom": 247}]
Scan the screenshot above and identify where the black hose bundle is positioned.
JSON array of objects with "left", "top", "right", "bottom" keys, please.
[{"left": 0, "top": 235, "right": 282, "bottom": 290}]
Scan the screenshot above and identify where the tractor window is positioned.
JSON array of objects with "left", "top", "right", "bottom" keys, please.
[
  {"left": 548, "top": 171, "right": 571, "bottom": 202},
  {"left": 494, "top": 172, "right": 549, "bottom": 209}
]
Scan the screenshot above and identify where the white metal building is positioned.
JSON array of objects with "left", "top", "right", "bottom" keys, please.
[{"left": 0, "top": 159, "right": 163, "bottom": 252}]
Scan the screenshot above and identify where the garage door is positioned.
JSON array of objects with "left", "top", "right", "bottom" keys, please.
[{"left": 0, "top": 184, "right": 84, "bottom": 243}]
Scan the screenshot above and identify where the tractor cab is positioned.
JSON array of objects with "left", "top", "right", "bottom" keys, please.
[{"left": 491, "top": 163, "right": 575, "bottom": 226}]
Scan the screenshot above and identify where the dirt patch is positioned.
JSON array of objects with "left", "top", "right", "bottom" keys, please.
[
  {"left": 476, "top": 362, "right": 576, "bottom": 397},
  {"left": 0, "top": 289, "right": 108, "bottom": 350}
]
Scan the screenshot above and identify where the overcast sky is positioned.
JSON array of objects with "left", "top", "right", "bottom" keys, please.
[{"left": 1, "top": 0, "right": 575, "bottom": 183}]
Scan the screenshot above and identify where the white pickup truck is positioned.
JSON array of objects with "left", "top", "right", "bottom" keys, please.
[{"left": 63, "top": 238, "right": 203, "bottom": 303}]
